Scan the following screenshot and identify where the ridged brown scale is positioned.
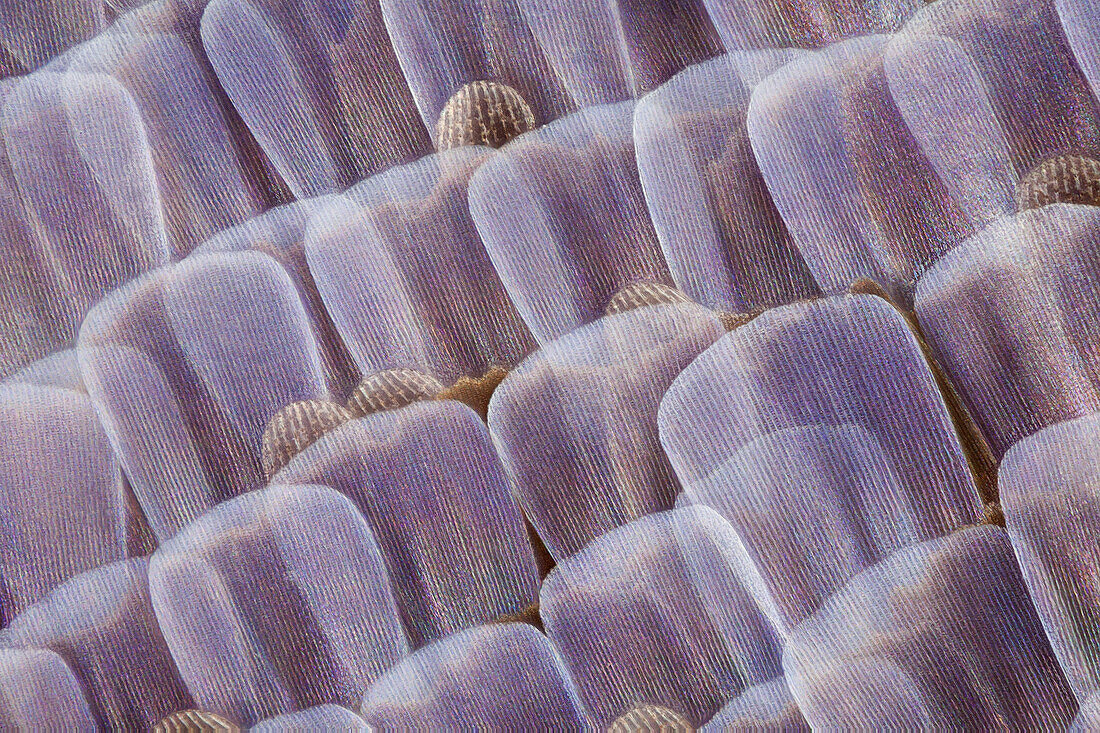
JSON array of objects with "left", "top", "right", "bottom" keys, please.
[
  {"left": 435, "top": 81, "right": 536, "bottom": 151},
  {"left": 261, "top": 400, "right": 354, "bottom": 479},
  {"left": 346, "top": 368, "right": 445, "bottom": 417},
  {"left": 605, "top": 282, "right": 692, "bottom": 316},
  {"left": 1015, "top": 154, "right": 1100, "bottom": 211},
  {"left": 608, "top": 704, "right": 695, "bottom": 732},
  {"left": 153, "top": 710, "right": 241, "bottom": 733}
]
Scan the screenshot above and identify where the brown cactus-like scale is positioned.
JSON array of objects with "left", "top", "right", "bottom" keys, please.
[
  {"left": 1015, "top": 154, "right": 1100, "bottom": 211},
  {"left": 435, "top": 80, "right": 536, "bottom": 151},
  {"left": 153, "top": 710, "right": 240, "bottom": 733},
  {"left": 608, "top": 704, "right": 695, "bottom": 732},
  {"left": 261, "top": 400, "right": 354, "bottom": 479},
  {"left": 346, "top": 368, "right": 445, "bottom": 418},
  {"left": 605, "top": 282, "right": 692, "bottom": 316}
]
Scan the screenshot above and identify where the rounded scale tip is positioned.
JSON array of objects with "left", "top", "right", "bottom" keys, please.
[
  {"left": 605, "top": 282, "right": 691, "bottom": 316},
  {"left": 153, "top": 710, "right": 241, "bottom": 733},
  {"left": 436, "top": 80, "right": 537, "bottom": 151},
  {"left": 346, "top": 368, "right": 445, "bottom": 418},
  {"left": 609, "top": 704, "right": 695, "bottom": 733},
  {"left": 1015, "top": 154, "right": 1100, "bottom": 211},
  {"left": 261, "top": 399, "right": 354, "bottom": 479}
]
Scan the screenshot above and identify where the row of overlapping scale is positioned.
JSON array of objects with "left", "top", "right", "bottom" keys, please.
[{"left": 3, "top": 0, "right": 1100, "bottom": 730}]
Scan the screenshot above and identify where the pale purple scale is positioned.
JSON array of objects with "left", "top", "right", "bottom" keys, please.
[
  {"left": 900, "top": 0, "right": 1100, "bottom": 174},
  {"left": 197, "top": 196, "right": 358, "bottom": 398},
  {"left": 0, "top": 83, "right": 75, "bottom": 377},
  {"left": 701, "top": 678, "right": 808, "bottom": 732},
  {"left": 748, "top": 35, "right": 1002, "bottom": 302},
  {"left": 1, "top": 72, "right": 169, "bottom": 355},
  {"left": 785, "top": 526, "right": 1078, "bottom": 729},
  {"left": 1072, "top": 694, "right": 1100, "bottom": 733},
  {"left": 252, "top": 705, "right": 370, "bottom": 732},
  {"left": 541, "top": 507, "right": 784, "bottom": 728},
  {"left": 149, "top": 484, "right": 409, "bottom": 726},
  {"left": 68, "top": 32, "right": 265, "bottom": 255},
  {"left": 0, "top": 0, "right": 102, "bottom": 72},
  {"left": 634, "top": 51, "right": 819, "bottom": 312},
  {"left": 305, "top": 148, "right": 535, "bottom": 385},
  {"left": 883, "top": 34, "right": 1016, "bottom": 225},
  {"left": 0, "top": 559, "right": 193, "bottom": 729},
  {"left": 1060, "top": 0, "right": 1100, "bottom": 101},
  {"left": 701, "top": 0, "right": 921, "bottom": 48},
  {"left": 0, "top": 649, "right": 96, "bottom": 730},
  {"left": 201, "top": 0, "right": 429, "bottom": 197},
  {"left": 78, "top": 251, "right": 328, "bottom": 540},
  {"left": 274, "top": 400, "right": 539, "bottom": 647},
  {"left": 361, "top": 623, "right": 589, "bottom": 730},
  {"left": 469, "top": 100, "right": 672, "bottom": 343},
  {"left": 488, "top": 302, "right": 725, "bottom": 559},
  {"left": 603, "top": 0, "right": 723, "bottom": 94},
  {"left": 1000, "top": 414, "right": 1100, "bottom": 702},
  {"left": 914, "top": 204, "right": 1100, "bottom": 457},
  {"left": 5, "top": 349, "right": 85, "bottom": 392},
  {"left": 0, "top": 384, "right": 126, "bottom": 622},
  {"left": 380, "top": 0, "right": 577, "bottom": 138},
  {"left": 658, "top": 295, "right": 981, "bottom": 541}
]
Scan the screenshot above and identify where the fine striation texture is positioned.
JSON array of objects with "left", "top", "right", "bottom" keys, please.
[
  {"left": 0, "top": 383, "right": 126, "bottom": 622},
  {"left": 201, "top": 0, "right": 429, "bottom": 196},
  {"left": 306, "top": 147, "right": 535, "bottom": 386},
  {"left": 1016, "top": 154, "right": 1100, "bottom": 211},
  {"left": 635, "top": 51, "right": 820, "bottom": 314},
  {"left": 274, "top": 400, "right": 540, "bottom": 647},
  {"left": 541, "top": 507, "right": 785, "bottom": 728},
  {"left": 470, "top": 100, "right": 673, "bottom": 343},
  {"left": 1001, "top": 414, "right": 1100, "bottom": 702},
  {"left": 489, "top": 302, "right": 725, "bottom": 559},
  {"left": 149, "top": 484, "right": 409, "bottom": 726},
  {"left": 0, "top": 649, "right": 97, "bottom": 730},
  {"left": 346, "top": 369, "right": 445, "bottom": 417},
  {"left": 435, "top": 81, "right": 536, "bottom": 150},
  {"left": 748, "top": 35, "right": 1009, "bottom": 304},
  {"left": 785, "top": 526, "right": 1077, "bottom": 729},
  {"left": 915, "top": 204, "right": 1100, "bottom": 458},
  {"left": 702, "top": 0, "right": 921, "bottom": 49},
  {"left": 78, "top": 251, "right": 332, "bottom": 540},
  {"left": 361, "top": 623, "right": 588, "bottom": 730},
  {"left": 251, "top": 705, "right": 369, "bottom": 731},
  {"left": 659, "top": 295, "right": 982, "bottom": 633},
  {"left": 260, "top": 400, "right": 353, "bottom": 479},
  {"left": 0, "top": 558, "right": 194, "bottom": 730}
]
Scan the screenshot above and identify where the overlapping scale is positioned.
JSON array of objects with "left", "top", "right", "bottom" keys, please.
[
  {"left": 785, "top": 526, "right": 1077, "bottom": 729},
  {"left": 67, "top": 31, "right": 264, "bottom": 255},
  {"left": 469, "top": 100, "right": 672, "bottom": 342},
  {"left": 149, "top": 484, "right": 409, "bottom": 726},
  {"left": 702, "top": 0, "right": 921, "bottom": 49},
  {"left": 748, "top": 35, "right": 1010, "bottom": 302},
  {"left": 252, "top": 705, "right": 369, "bottom": 731},
  {"left": 900, "top": 0, "right": 1100, "bottom": 175},
  {"left": 1072, "top": 694, "right": 1100, "bottom": 733},
  {"left": 659, "top": 295, "right": 982, "bottom": 632},
  {"left": 488, "top": 302, "right": 725, "bottom": 559},
  {"left": 914, "top": 204, "right": 1100, "bottom": 457},
  {"left": 305, "top": 147, "right": 534, "bottom": 386},
  {"left": 634, "top": 51, "right": 819, "bottom": 312},
  {"left": 1000, "top": 414, "right": 1100, "bottom": 702},
  {"left": 541, "top": 507, "right": 784, "bottom": 728},
  {"left": 78, "top": 251, "right": 330, "bottom": 540},
  {"left": 274, "top": 400, "right": 539, "bottom": 646},
  {"left": 198, "top": 196, "right": 358, "bottom": 397},
  {"left": 0, "top": 558, "right": 193, "bottom": 729},
  {"left": 0, "top": 0, "right": 102, "bottom": 73},
  {"left": 701, "top": 678, "right": 808, "bottom": 732},
  {"left": 200, "top": 0, "right": 429, "bottom": 197},
  {"left": 0, "top": 383, "right": 126, "bottom": 622},
  {"left": 0, "top": 71, "right": 169, "bottom": 374},
  {"left": 380, "top": 0, "right": 576, "bottom": 142},
  {"left": 0, "top": 648, "right": 96, "bottom": 729},
  {"left": 4, "top": 348, "right": 84, "bottom": 392},
  {"left": 361, "top": 623, "right": 588, "bottom": 729}
]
